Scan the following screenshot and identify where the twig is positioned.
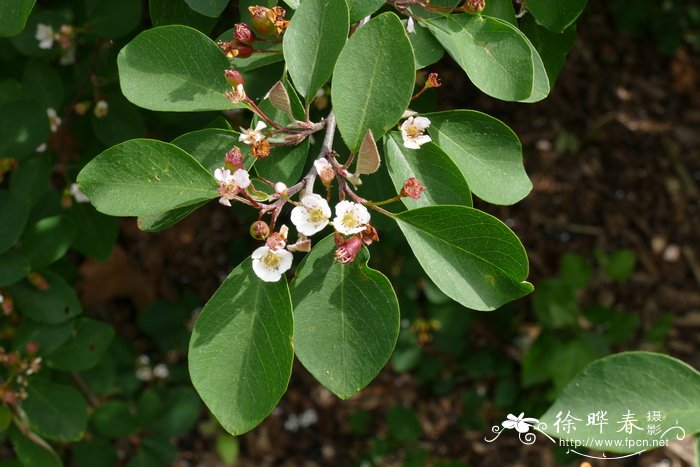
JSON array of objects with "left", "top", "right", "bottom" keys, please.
[{"left": 72, "top": 373, "right": 100, "bottom": 408}]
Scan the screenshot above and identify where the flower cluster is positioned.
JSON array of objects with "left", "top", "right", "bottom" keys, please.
[
  {"left": 0, "top": 344, "right": 42, "bottom": 404},
  {"left": 35, "top": 23, "right": 76, "bottom": 64}
]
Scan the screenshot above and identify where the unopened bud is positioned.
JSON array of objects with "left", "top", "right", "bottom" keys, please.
[
  {"left": 460, "top": 0, "right": 485, "bottom": 13},
  {"left": 25, "top": 342, "right": 39, "bottom": 354},
  {"left": 335, "top": 236, "right": 363, "bottom": 264},
  {"left": 250, "top": 220, "right": 270, "bottom": 240},
  {"left": 225, "top": 147, "right": 245, "bottom": 170},
  {"left": 234, "top": 23, "right": 256, "bottom": 45},
  {"left": 1, "top": 292, "right": 13, "bottom": 315},
  {"left": 249, "top": 6, "right": 277, "bottom": 37},
  {"left": 225, "top": 69, "right": 244, "bottom": 87},
  {"left": 218, "top": 41, "right": 253, "bottom": 59},
  {"left": 94, "top": 100, "right": 109, "bottom": 118},
  {"left": 27, "top": 272, "right": 49, "bottom": 290},
  {"left": 401, "top": 177, "right": 426, "bottom": 199},
  {"left": 266, "top": 231, "right": 286, "bottom": 251},
  {"left": 74, "top": 101, "right": 91, "bottom": 115},
  {"left": 274, "top": 182, "right": 287, "bottom": 195},
  {"left": 313, "top": 158, "right": 335, "bottom": 185}
]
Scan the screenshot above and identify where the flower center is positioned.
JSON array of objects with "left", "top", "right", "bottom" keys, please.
[
  {"left": 218, "top": 182, "right": 238, "bottom": 199},
  {"left": 342, "top": 212, "right": 358, "bottom": 229},
  {"left": 308, "top": 207, "right": 327, "bottom": 224},
  {"left": 406, "top": 125, "right": 422, "bottom": 138},
  {"left": 262, "top": 251, "right": 281, "bottom": 270}
]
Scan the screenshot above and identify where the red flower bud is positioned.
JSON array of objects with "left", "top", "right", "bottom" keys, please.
[
  {"left": 224, "top": 69, "right": 244, "bottom": 87},
  {"left": 426, "top": 73, "right": 441, "bottom": 88},
  {"left": 25, "top": 342, "right": 39, "bottom": 354},
  {"left": 250, "top": 220, "right": 270, "bottom": 240},
  {"left": 225, "top": 147, "right": 245, "bottom": 170},
  {"left": 401, "top": 177, "right": 426, "bottom": 200},
  {"left": 334, "top": 236, "right": 363, "bottom": 264},
  {"left": 460, "top": 0, "right": 485, "bottom": 13},
  {"left": 234, "top": 23, "right": 256, "bottom": 45}
]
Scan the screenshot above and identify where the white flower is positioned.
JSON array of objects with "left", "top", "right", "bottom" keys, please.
[
  {"left": 47, "top": 108, "right": 61, "bottom": 133},
  {"left": 400, "top": 116, "right": 431, "bottom": 149},
  {"left": 94, "top": 100, "right": 109, "bottom": 118},
  {"left": 238, "top": 121, "right": 267, "bottom": 145},
  {"left": 70, "top": 183, "right": 90, "bottom": 203},
  {"left": 136, "top": 366, "right": 152, "bottom": 381},
  {"left": 35, "top": 143, "right": 47, "bottom": 153},
  {"left": 35, "top": 23, "right": 55, "bottom": 49},
  {"left": 214, "top": 167, "right": 250, "bottom": 207},
  {"left": 332, "top": 200, "right": 370, "bottom": 235},
  {"left": 137, "top": 354, "right": 150, "bottom": 365},
  {"left": 502, "top": 413, "right": 538, "bottom": 433},
  {"left": 251, "top": 246, "right": 293, "bottom": 282},
  {"left": 153, "top": 363, "right": 169, "bottom": 379},
  {"left": 290, "top": 194, "right": 331, "bottom": 236}
]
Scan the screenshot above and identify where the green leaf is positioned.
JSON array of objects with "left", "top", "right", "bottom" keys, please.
[
  {"left": 291, "top": 235, "right": 400, "bottom": 399},
  {"left": 346, "top": 0, "right": 384, "bottom": 23},
  {"left": 46, "top": 318, "right": 115, "bottom": 372},
  {"left": 92, "top": 401, "right": 139, "bottom": 438},
  {"left": 425, "top": 14, "right": 534, "bottom": 102},
  {"left": 171, "top": 128, "right": 254, "bottom": 173},
  {"left": 217, "top": 29, "right": 283, "bottom": 71},
  {"left": 216, "top": 434, "right": 239, "bottom": 465},
  {"left": 601, "top": 249, "right": 637, "bottom": 281},
  {"left": 189, "top": 258, "right": 293, "bottom": 435},
  {"left": 23, "top": 60, "right": 64, "bottom": 109},
  {"left": 520, "top": 15, "right": 577, "bottom": 86},
  {"left": 8, "top": 427, "right": 61, "bottom": 467},
  {"left": 541, "top": 352, "right": 700, "bottom": 453},
  {"left": 407, "top": 21, "right": 444, "bottom": 69},
  {"left": 0, "top": 0, "right": 36, "bottom": 37},
  {"left": 184, "top": 0, "right": 228, "bottom": 17},
  {"left": 396, "top": 206, "right": 533, "bottom": 311},
  {"left": 149, "top": 0, "right": 218, "bottom": 33},
  {"left": 0, "top": 99, "right": 49, "bottom": 160},
  {"left": 85, "top": 0, "right": 142, "bottom": 39},
  {"left": 482, "top": 0, "right": 516, "bottom": 25},
  {"left": 387, "top": 406, "right": 422, "bottom": 442},
  {"left": 136, "top": 202, "right": 207, "bottom": 232},
  {"left": 9, "top": 154, "right": 52, "bottom": 206},
  {"left": 0, "top": 251, "right": 30, "bottom": 287},
  {"left": 67, "top": 204, "right": 118, "bottom": 261},
  {"left": 91, "top": 97, "right": 146, "bottom": 146},
  {"left": 24, "top": 377, "right": 88, "bottom": 442},
  {"left": 19, "top": 215, "right": 76, "bottom": 269},
  {"left": 255, "top": 139, "right": 310, "bottom": 187},
  {"left": 384, "top": 133, "right": 472, "bottom": 209},
  {"left": 73, "top": 439, "right": 118, "bottom": 467},
  {"left": 425, "top": 110, "right": 530, "bottom": 205},
  {"left": 0, "top": 191, "right": 30, "bottom": 255},
  {"left": 149, "top": 387, "right": 201, "bottom": 436},
  {"left": 13, "top": 318, "right": 73, "bottom": 356},
  {"left": 77, "top": 139, "right": 219, "bottom": 217},
  {"left": 284, "top": 0, "right": 349, "bottom": 101},
  {"left": 8, "top": 271, "right": 82, "bottom": 324},
  {"left": 118, "top": 25, "right": 234, "bottom": 112},
  {"left": 525, "top": 0, "right": 587, "bottom": 33},
  {"left": 333, "top": 12, "right": 415, "bottom": 152}
]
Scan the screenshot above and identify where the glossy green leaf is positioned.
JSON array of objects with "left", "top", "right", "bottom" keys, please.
[
  {"left": 0, "top": 0, "right": 36, "bottom": 37},
  {"left": 284, "top": 0, "right": 349, "bottom": 101},
  {"left": 171, "top": 128, "right": 254, "bottom": 173},
  {"left": 46, "top": 318, "right": 115, "bottom": 372},
  {"left": 9, "top": 427, "right": 61, "bottom": 467},
  {"left": 185, "top": 0, "right": 228, "bottom": 17},
  {"left": 9, "top": 154, "right": 52, "bottom": 206},
  {"left": 92, "top": 401, "right": 139, "bottom": 438},
  {"left": 149, "top": 387, "right": 201, "bottom": 436},
  {"left": 425, "top": 110, "right": 531, "bottom": 205},
  {"left": 396, "top": 206, "right": 533, "bottom": 311},
  {"left": 407, "top": 21, "right": 444, "bottom": 69},
  {"left": 526, "top": 0, "right": 587, "bottom": 33},
  {"left": 0, "top": 250, "right": 30, "bottom": 286},
  {"left": 23, "top": 60, "right": 64, "bottom": 109},
  {"left": 73, "top": 439, "right": 118, "bottom": 467},
  {"left": 13, "top": 318, "right": 74, "bottom": 356},
  {"left": 333, "top": 13, "right": 415, "bottom": 152},
  {"left": 77, "top": 139, "right": 219, "bottom": 217},
  {"left": 20, "top": 215, "right": 76, "bottom": 269},
  {"left": 24, "top": 377, "right": 88, "bottom": 441},
  {"left": 149, "top": 0, "right": 218, "bottom": 33},
  {"left": 291, "top": 235, "right": 400, "bottom": 399},
  {"left": 189, "top": 258, "right": 293, "bottom": 435},
  {"left": 85, "top": 0, "right": 142, "bottom": 39},
  {"left": 541, "top": 352, "right": 700, "bottom": 453},
  {"left": 118, "top": 25, "right": 234, "bottom": 111},
  {"left": 346, "top": 0, "right": 384, "bottom": 23},
  {"left": 136, "top": 202, "right": 207, "bottom": 232},
  {"left": 0, "top": 99, "right": 49, "bottom": 160},
  {"left": 483, "top": 0, "right": 516, "bottom": 25},
  {"left": 255, "top": 139, "right": 310, "bottom": 187},
  {"left": 520, "top": 15, "right": 577, "bottom": 86},
  {"left": 384, "top": 133, "right": 472, "bottom": 209},
  {"left": 67, "top": 204, "right": 119, "bottom": 261},
  {"left": 425, "top": 14, "right": 534, "bottom": 101},
  {"left": 8, "top": 271, "right": 82, "bottom": 324},
  {"left": 0, "top": 191, "right": 30, "bottom": 255}
]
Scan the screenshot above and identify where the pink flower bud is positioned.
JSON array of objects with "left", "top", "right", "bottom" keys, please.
[
  {"left": 225, "top": 147, "right": 245, "bottom": 170},
  {"left": 334, "top": 236, "right": 363, "bottom": 264},
  {"left": 25, "top": 342, "right": 39, "bottom": 354},
  {"left": 224, "top": 69, "right": 244, "bottom": 87},
  {"left": 274, "top": 182, "right": 287, "bottom": 195},
  {"left": 401, "top": 177, "right": 426, "bottom": 200},
  {"left": 234, "top": 23, "right": 256, "bottom": 45},
  {"left": 460, "top": 0, "right": 485, "bottom": 13}
]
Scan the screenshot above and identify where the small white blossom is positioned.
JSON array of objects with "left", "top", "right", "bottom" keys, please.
[
  {"left": 400, "top": 116, "right": 431, "bottom": 149},
  {"left": 136, "top": 366, "right": 152, "bottom": 381},
  {"left": 332, "top": 200, "right": 370, "bottom": 235},
  {"left": 214, "top": 167, "right": 251, "bottom": 207},
  {"left": 274, "top": 182, "right": 287, "bottom": 194},
  {"left": 251, "top": 246, "right": 293, "bottom": 282},
  {"left": 47, "top": 108, "right": 61, "bottom": 133},
  {"left": 35, "top": 143, "right": 47, "bottom": 153},
  {"left": 94, "top": 100, "right": 109, "bottom": 118},
  {"left": 153, "top": 363, "right": 169, "bottom": 379},
  {"left": 70, "top": 183, "right": 90, "bottom": 203},
  {"left": 0, "top": 293, "right": 4, "bottom": 304},
  {"left": 35, "top": 23, "right": 55, "bottom": 49},
  {"left": 284, "top": 409, "right": 318, "bottom": 432},
  {"left": 137, "top": 354, "right": 150, "bottom": 365},
  {"left": 238, "top": 121, "right": 267, "bottom": 145},
  {"left": 290, "top": 194, "right": 331, "bottom": 236}
]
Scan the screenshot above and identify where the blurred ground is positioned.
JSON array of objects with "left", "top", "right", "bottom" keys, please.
[{"left": 77, "top": 4, "right": 700, "bottom": 466}]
